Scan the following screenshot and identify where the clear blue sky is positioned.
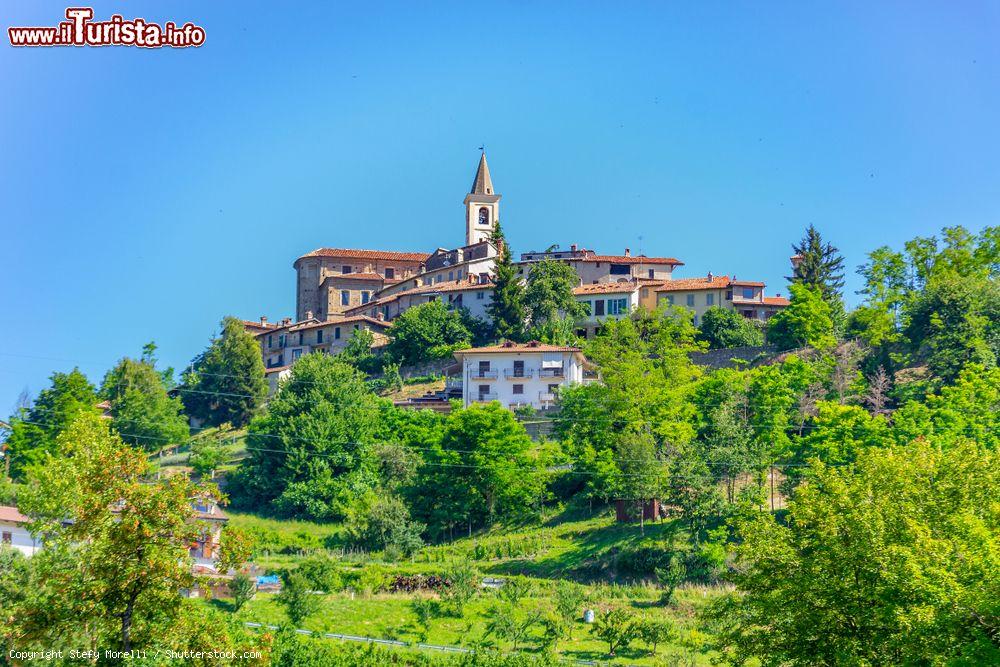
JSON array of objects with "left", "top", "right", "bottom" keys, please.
[{"left": 1, "top": 1, "right": 998, "bottom": 411}]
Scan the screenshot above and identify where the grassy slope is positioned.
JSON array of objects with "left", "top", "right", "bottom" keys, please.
[{"left": 221, "top": 509, "right": 723, "bottom": 665}]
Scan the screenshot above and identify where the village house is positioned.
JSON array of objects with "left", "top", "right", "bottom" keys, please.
[
  {"left": 189, "top": 498, "right": 228, "bottom": 575},
  {"left": 519, "top": 245, "right": 683, "bottom": 283},
  {"left": 571, "top": 281, "right": 644, "bottom": 338},
  {"left": 647, "top": 273, "right": 789, "bottom": 325},
  {"left": 453, "top": 341, "right": 589, "bottom": 410},
  {"left": 0, "top": 505, "right": 41, "bottom": 556}
]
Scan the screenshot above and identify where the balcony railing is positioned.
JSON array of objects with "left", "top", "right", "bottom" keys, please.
[
  {"left": 470, "top": 369, "right": 498, "bottom": 379},
  {"left": 472, "top": 392, "right": 498, "bottom": 402},
  {"left": 503, "top": 368, "right": 534, "bottom": 379},
  {"left": 538, "top": 367, "right": 566, "bottom": 379},
  {"left": 538, "top": 391, "right": 557, "bottom": 403}
]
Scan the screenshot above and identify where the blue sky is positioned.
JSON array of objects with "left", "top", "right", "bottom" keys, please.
[{"left": 1, "top": 1, "right": 998, "bottom": 410}]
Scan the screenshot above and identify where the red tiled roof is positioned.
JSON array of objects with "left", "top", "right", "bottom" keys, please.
[
  {"left": 582, "top": 254, "right": 683, "bottom": 266},
  {"left": 455, "top": 341, "right": 582, "bottom": 354},
  {"left": 572, "top": 282, "right": 641, "bottom": 295},
  {"left": 286, "top": 315, "right": 390, "bottom": 332},
  {"left": 345, "top": 279, "right": 493, "bottom": 314},
  {"left": 0, "top": 505, "right": 30, "bottom": 524},
  {"left": 322, "top": 272, "right": 394, "bottom": 282},
  {"left": 242, "top": 320, "right": 278, "bottom": 331},
  {"left": 297, "top": 248, "right": 431, "bottom": 263},
  {"left": 762, "top": 296, "right": 790, "bottom": 306},
  {"left": 654, "top": 276, "right": 732, "bottom": 292},
  {"left": 264, "top": 365, "right": 291, "bottom": 374}
]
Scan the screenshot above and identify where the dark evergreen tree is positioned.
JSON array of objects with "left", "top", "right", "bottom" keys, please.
[
  {"left": 788, "top": 224, "right": 846, "bottom": 308},
  {"left": 485, "top": 220, "right": 526, "bottom": 341}
]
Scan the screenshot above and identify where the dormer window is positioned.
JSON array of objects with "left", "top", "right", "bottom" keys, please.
[{"left": 478, "top": 207, "right": 490, "bottom": 226}]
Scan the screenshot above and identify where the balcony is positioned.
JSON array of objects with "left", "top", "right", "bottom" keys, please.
[
  {"left": 472, "top": 392, "right": 498, "bottom": 403},
  {"left": 470, "top": 369, "right": 498, "bottom": 380},
  {"left": 538, "top": 391, "right": 557, "bottom": 404},
  {"left": 503, "top": 368, "right": 534, "bottom": 379},
  {"left": 538, "top": 367, "right": 566, "bottom": 379}
]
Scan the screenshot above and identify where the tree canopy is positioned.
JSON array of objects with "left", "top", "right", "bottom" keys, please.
[
  {"left": 485, "top": 220, "right": 526, "bottom": 341},
  {"left": 385, "top": 300, "right": 473, "bottom": 365}
]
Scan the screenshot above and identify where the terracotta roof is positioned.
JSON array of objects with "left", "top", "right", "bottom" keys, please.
[
  {"left": 193, "top": 505, "right": 228, "bottom": 522},
  {"left": 296, "top": 248, "right": 431, "bottom": 263},
  {"left": 345, "top": 279, "right": 493, "bottom": 314},
  {"left": 573, "top": 282, "right": 641, "bottom": 295},
  {"left": 286, "top": 315, "right": 390, "bottom": 332},
  {"left": 455, "top": 341, "right": 582, "bottom": 354},
  {"left": 730, "top": 280, "right": 766, "bottom": 287},
  {"left": 655, "top": 276, "right": 733, "bottom": 292},
  {"left": 242, "top": 320, "right": 278, "bottom": 331},
  {"left": 762, "top": 296, "right": 790, "bottom": 306},
  {"left": 582, "top": 254, "right": 683, "bottom": 266},
  {"left": 322, "top": 272, "right": 392, "bottom": 282},
  {"left": 0, "top": 505, "right": 30, "bottom": 524}
]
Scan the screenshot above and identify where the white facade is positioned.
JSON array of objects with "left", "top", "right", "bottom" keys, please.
[
  {"left": 0, "top": 507, "right": 41, "bottom": 556},
  {"left": 454, "top": 344, "right": 587, "bottom": 410},
  {"left": 572, "top": 283, "right": 642, "bottom": 337}
]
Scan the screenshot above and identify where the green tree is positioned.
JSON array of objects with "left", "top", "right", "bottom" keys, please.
[
  {"left": 345, "top": 492, "right": 424, "bottom": 557},
  {"left": 385, "top": 300, "right": 472, "bottom": 365},
  {"left": 4, "top": 368, "right": 97, "bottom": 480},
  {"left": 637, "top": 617, "right": 678, "bottom": 656},
  {"left": 594, "top": 608, "right": 639, "bottom": 657},
  {"left": 523, "top": 257, "right": 587, "bottom": 333},
  {"left": 101, "top": 344, "right": 189, "bottom": 452},
  {"left": 337, "top": 327, "right": 381, "bottom": 374},
  {"left": 277, "top": 571, "right": 322, "bottom": 626},
  {"left": 485, "top": 220, "right": 526, "bottom": 341},
  {"left": 188, "top": 428, "right": 232, "bottom": 478},
  {"left": 233, "top": 354, "right": 381, "bottom": 520},
  {"left": 788, "top": 224, "right": 845, "bottom": 312},
  {"left": 440, "top": 561, "right": 479, "bottom": 617},
  {"left": 612, "top": 431, "right": 664, "bottom": 535},
  {"left": 553, "top": 581, "right": 586, "bottom": 638},
  {"left": 767, "top": 283, "right": 837, "bottom": 350},
  {"left": 182, "top": 317, "right": 268, "bottom": 428},
  {"left": 413, "top": 404, "right": 542, "bottom": 536},
  {"left": 697, "top": 306, "right": 765, "bottom": 349},
  {"left": 15, "top": 412, "right": 232, "bottom": 652},
  {"left": 712, "top": 438, "right": 1000, "bottom": 666},
  {"left": 229, "top": 572, "right": 257, "bottom": 613}
]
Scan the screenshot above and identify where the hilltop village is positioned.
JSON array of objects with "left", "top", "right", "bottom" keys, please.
[{"left": 245, "top": 153, "right": 790, "bottom": 408}]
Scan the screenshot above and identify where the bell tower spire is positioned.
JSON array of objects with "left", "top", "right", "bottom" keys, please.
[{"left": 464, "top": 151, "right": 501, "bottom": 246}]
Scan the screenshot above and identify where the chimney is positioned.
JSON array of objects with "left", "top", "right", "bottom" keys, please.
[
  {"left": 305, "top": 310, "right": 314, "bottom": 320},
  {"left": 624, "top": 247, "right": 631, "bottom": 257},
  {"left": 282, "top": 317, "right": 292, "bottom": 326},
  {"left": 707, "top": 272, "right": 713, "bottom": 282},
  {"left": 259, "top": 316, "right": 268, "bottom": 326},
  {"left": 570, "top": 244, "right": 578, "bottom": 252}
]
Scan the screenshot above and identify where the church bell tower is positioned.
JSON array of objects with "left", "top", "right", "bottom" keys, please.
[{"left": 464, "top": 152, "right": 501, "bottom": 246}]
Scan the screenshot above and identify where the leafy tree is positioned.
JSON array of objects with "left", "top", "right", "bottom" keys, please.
[
  {"left": 413, "top": 404, "right": 543, "bottom": 535},
  {"left": 766, "top": 283, "right": 836, "bottom": 350},
  {"left": 712, "top": 438, "right": 1000, "bottom": 666},
  {"left": 483, "top": 603, "right": 543, "bottom": 652},
  {"left": 788, "top": 224, "right": 845, "bottom": 311},
  {"left": 594, "top": 608, "right": 639, "bottom": 657},
  {"left": 182, "top": 317, "right": 268, "bottom": 428},
  {"left": 100, "top": 344, "right": 189, "bottom": 452},
  {"left": 337, "top": 328, "right": 381, "bottom": 374},
  {"left": 277, "top": 571, "right": 322, "bottom": 626},
  {"left": 233, "top": 354, "right": 381, "bottom": 520},
  {"left": 612, "top": 431, "right": 664, "bottom": 534},
  {"left": 654, "top": 554, "right": 686, "bottom": 606},
  {"left": 697, "top": 307, "right": 765, "bottom": 349},
  {"left": 440, "top": 561, "right": 478, "bottom": 617},
  {"left": 15, "top": 412, "right": 236, "bottom": 652},
  {"left": 553, "top": 581, "right": 586, "bottom": 637},
  {"left": 187, "top": 428, "right": 232, "bottom": 478},
  {"left": 229, "top": 572, "right": 257, "bottom": 613},
  {"left": 294, "top": 553, "right": 343, "bottom": 593},
  {"left": 4, "top": 368, "right": 98, "bottom": 480},
  {"left": 345, "top": 492, "right": 424, "bottom": 557},
  {"left": 385, "top": 300, "right": 472, "bottom": 365},
  {"left": 486, "top": 220, "right": 526, "bottom": 341},
  {"left": 523, "top": 258, "right": 587, "bottom": 333},
  {"left": 637, "top": 617, "right": 678, "bottom": 656}
]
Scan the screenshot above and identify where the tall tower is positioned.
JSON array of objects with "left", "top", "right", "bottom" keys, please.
[{"left": 464, "top": 152, "right": 501, "bottom": 246}]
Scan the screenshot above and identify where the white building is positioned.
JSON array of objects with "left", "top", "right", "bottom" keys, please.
[
  {"left": 453, "top": 342, "right": 588, "bottom": 410},
  {"left": 0, "top": 505, "right": 41, "bottom": 556},
  {"left": 571, "top": 281, "right": 644, "bottom": 338}
]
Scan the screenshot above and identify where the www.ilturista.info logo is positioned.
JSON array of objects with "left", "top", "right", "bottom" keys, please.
[{"left": 8, "top": 7, "right": 205, "bottom": 48}]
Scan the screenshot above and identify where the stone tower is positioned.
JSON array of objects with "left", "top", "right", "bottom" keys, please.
[{"left": 463, "top": 152, "right": 501, "bottom": 246}]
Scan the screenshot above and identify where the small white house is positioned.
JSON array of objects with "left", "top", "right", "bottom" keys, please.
[
  {"left": 572, "top": 281, "right": 643, "bottom": 338},
  {"left": 0, "top": 505, "right": 41, "bottom": 556},
  {"left": 454, "top": 341, "right": 588, "bottom": 410}
]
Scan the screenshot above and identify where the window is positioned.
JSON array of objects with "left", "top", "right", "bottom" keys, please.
[
  {"left": 354, "top": 324, "right": 360, "bottom": 330},
  {"left": 478, "top": 207, "right": 489, "bottom": 226},
  {"left": 686, "top": 294, "right": 695, "bottom": 307},
  {"left": 361, "top": 291, "right": 371, "bottom": 304},
  {"left": 1, "top": 531, "right": 10, "bottom": 544},
  {"left": 267, "top": 335, "right": 273, "bottom": 348},
  {"left": 292, "top": 349, "right": 302, "bottom": 360},
  {"left": 665, "top": 295, "right": 675, "bottom": 305},
  {"left": 512, "top": 384, "right": 524, "bottom": 395},
  {"left": 513, "top": 360, "right": 525, "bottom": 377},
  {"left": 548, "top": 384, "right": 559, "bottom": 393},
  {"left": 648, "top": 269, "right": 655, "bottom": 279},
  {"left": 476, "top": 291, "right": 485, "bottom": 300},
  {"left": 436, "top": 275, "right": 443, "bottom": 283},
  {"left": 298, "top": 332, "right": 304, "bottom": 345},
  {"left": 448, "top": 271, "right": 454, "bottom": 281},
  {"left": 317, "top": 329, "right": 324, "bottom": 344},
  {"left": 742, "top": 287, "right": 755, "bottom": 299},
  {"left": 725, "top": 290, "right": 733, "bottom": 301},
  {"left": 385, "top": 267, "right": 395, "bottom": 279},
  {"left": 478, "top": 360, "right": 491, "bottom": 376},
  {"left": 608, "top": 298, "right": 628, "bottom": 315},
  {"left": 334, "top": 327, "right": 341, "bottom": 340},
  {"left": 610, "top": 263, "right": 630, "bottom": 275},
  {"left": 706, "top": 294, "right": 715, "bottom": 306},
  {"left": 342, "top": 265, "right": 352, "bottom": 274},
  {"left": 456, "top": 269, "right": 463, "bottom": 279},
  {"left": 594, "top": 299, "right": 605, "bottom": 316},
  {"left": 278, "top": 334, "right": 286, "bottom": 347},
  {"left": 341, "top": 290, "right": 350, "bottom": 306},
  {"left": 478, "top": 384, "right": 490, "bottom": 395}
]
